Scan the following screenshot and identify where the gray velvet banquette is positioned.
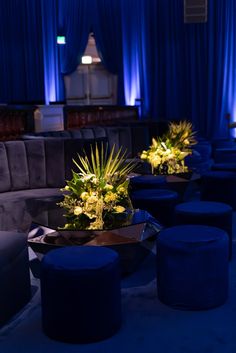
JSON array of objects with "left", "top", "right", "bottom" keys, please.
[
  {"left": 0, "top": 138, "right": 104, "bottom": 233},
  {"left": 21, "top": 123, "right": 213, "bottom": 175}
]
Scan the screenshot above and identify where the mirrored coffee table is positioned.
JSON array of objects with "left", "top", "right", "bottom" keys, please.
[{"left": 28, "top": 202, "right": 162, "bottom": 274}]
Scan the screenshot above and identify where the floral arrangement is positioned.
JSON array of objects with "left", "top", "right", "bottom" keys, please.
[
  {"left": 59, "top": 144, "right": 135, "bottom": 230},
  {"left": 141, "top": 121, "right": 197, "bottom": 175}
]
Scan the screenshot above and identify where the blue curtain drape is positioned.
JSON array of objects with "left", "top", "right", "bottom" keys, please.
[
  {"left": 0, "top": 0, "right": 44, "bottom": 103},
  {"left": 41, "top": 0, "right": 64, "bottom": 103},
  {"left": 1, "top": 0, "right": 236, "bottom": 139},
  {"left": 206, "top": 0, "right": 236, "bottom": 138},
  {"left": 92, "top": 0, "right": 124, "bottom": 104},
  {"left": 57, "top": 0, "right": 91, "bottom": 75}
]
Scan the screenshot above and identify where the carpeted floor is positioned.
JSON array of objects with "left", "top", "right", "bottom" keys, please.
[{"left": 1, "top": 229, "right": 236, "bottom": 353}]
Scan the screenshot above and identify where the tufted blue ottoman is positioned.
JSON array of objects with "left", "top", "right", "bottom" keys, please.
[
  {"left": 156, "top": 225, "right": 228, "bottom": 310},
  {"left": 40, "top": 246, "right": 122, "bottom": 343},
  {"left": 174, "top": 201, "right": 233, "bottom": 259},
  {"left": 201, "top": 171, "right": 236, "bottom": 210},
  {"left": 129, "top": 175, "right": 167, "bottom": 190},
  {"left": 130, "top": 188, "right": 179, "bottom": 226}
]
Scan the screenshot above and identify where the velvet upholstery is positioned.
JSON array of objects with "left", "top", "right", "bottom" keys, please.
[
  {"left": 5, "top": 141, "right": 30, "bottom": 191},
  {"left": 21, "top": 124, "right": 213, "bottom": 176},
  {"left": 130, "top": 175, "right": 167, "bottom": 190},
  {"left": 0, "top": 139, "right": 85, "bottom": 213},
  {"left": 64, "top": 138, "right": 84, "bottom": 180},
  {"left": 201, "top": 171, "right": 236, "bottom": 210},
  {"left": 156, "top": 225, "right": 229, "bottom": 310},
  {"left": 44, "top": 139, "right": 65, "bottom": 188},
  {"left": 0, "top": 143, "right": 11, "bottom": 192},
  {"left": 130, "top": 188, "right": 179, "bottom": 226},
  {"left": 211, "top": 163, "right": 236, "bottom": 172},
  {"left": 174, "top": 201, "right": 233, "bottom": 259},
  {"left": 41, "top": 246, "right": 122, "bottom": 343},
  {"left": 0, "top": 231, "right": 31, "bottom": 327},
  {"left": 25, "top": 140, "right": 46, "bottom": 189}
]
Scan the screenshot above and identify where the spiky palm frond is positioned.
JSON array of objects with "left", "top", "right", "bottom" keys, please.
[{"left": 73, "top": 143, "right": 136, "bottom": 180}]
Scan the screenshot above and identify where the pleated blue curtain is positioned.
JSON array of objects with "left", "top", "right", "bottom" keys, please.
[
  {"left": 156, "top": 0, "right": 187, "bottom": 121},
  {"left": 57, "top": 0, "right": 91, "bottom": 75},
  {"left": 120, "top": 0, "right": 143, "bottom": 111},
  {"left": 0, "top": 0, "right": 44, "bottom": 103},
  {"left": 206, "top": 0, "right": 236, "bottom": 138},
  {"left": 41, "top": 0, "right": 64, "bottom": 103},
  {"left": 1, "top": 0, "right": 236, "bottom": 139},
  {"left": 151, "top": 0, "right": 236, "bottom": 138},
  {"left": 92, "top": 0, "right": 125, "bottom": 104}
]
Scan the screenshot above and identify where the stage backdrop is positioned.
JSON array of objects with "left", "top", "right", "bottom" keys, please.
[{"left": 0, "top": 0, "right": 236, "bottom": 139}]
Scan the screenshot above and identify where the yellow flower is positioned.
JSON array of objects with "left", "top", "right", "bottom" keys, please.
[
  {"left": 74, "top": 206, "right": 83, "bottom": 215},
  {"left": 87, "top": 195, "right": 98, "bottom": 204},
  {"left": 80, "top": 192, "right": 89, "bottom": 200},
  {"left": 117, "top": 186, "right": 126, "bottom": 194},
  {"left": 114, "top": 205, "right": 126, "bottom": 213},
  {"left": 104, "top": 192, "right": 116, "bottom": 203},
  {"left": 104, "top": 184, "right": 113, "bottom": 190}
]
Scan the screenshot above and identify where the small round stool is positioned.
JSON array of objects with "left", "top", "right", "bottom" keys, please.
[
  {"left": 156, "top": 225, "right": 229, "bottom": 310},
  {"left": 174, "top": 201, "right": 233, "bottom": 259},
  {"left": 130, "top": 188, "right": 179, "bottom": 226},
  {"left": 129, "top": 175, "right": 167, "bottom": 190},
  {"left": 40, "top": 246, "right": 122, "bottom": 343},
  {"left": 201, "top": 171, "right": 236, "bottom": 209}
]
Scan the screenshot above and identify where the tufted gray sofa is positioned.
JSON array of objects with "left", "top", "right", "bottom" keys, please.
[
  {"left": 0, "top": 138, "right": 105, "bottom": 233},
  {"left": 21, "top": 122, "right": 213, "bottom": 175}
]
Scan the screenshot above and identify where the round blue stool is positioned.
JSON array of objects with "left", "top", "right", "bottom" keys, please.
[
  {"left": 130, "top": 188, "right": 179, "bottom": 226},
  {"left": 174, "top": 201, "right": 233, "bottom": 259},
  {"left": 40, "top": 246, "right": 122, "bottom": 343},
  {"left": 129, "top": 175, "right": 167, "bottom": 190},
  {"left": 201, "top": 171, "right": 236, "bottom": 209},
  {"left": 156, "top": 225, "right": 228, "bottom": 310}
]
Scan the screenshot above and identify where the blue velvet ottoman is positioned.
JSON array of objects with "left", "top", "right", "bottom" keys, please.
[
  {"left": 130, "top": 188, "right": 179, "bottom": 226},
  {"left": 174, "top": 201, "right": 233, "bottom": 259},
  {"left": 129, "top": 175, "right": 167, "bottom": 190},
  {"left": 40, "top": 246, "right": 122, "bottom": 343},
  {"left": 201, "top": 171, "right": 236, "bottom": 209},
  {"left": 156, "top": 225, "right": 228, "bottom": 310},
  {"left": 0, "top": 231, "right": 31, "bottom": 327}
]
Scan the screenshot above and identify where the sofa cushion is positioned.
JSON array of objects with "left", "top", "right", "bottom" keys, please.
[
  {"left": 106, "top": 126, "right": 132, "bottom": 156},
  {"left": 80, "top": 128, "right": 95, "bottom": 139},
  {"left": 0, "top": 143, "right": 11, "bottom": 192},
  {"left": 64, "top": 139, "right": 84, "bottom": 180},
  {"left": 45, "top": 139, "right": 65, "bottom": 188},
  {"left": 131, "top": 125, "right": 150, "bottom": 158},
  {"left": 25, "top": 140, "right": 47, "bottom": 189},
  {"left": 5, "top": 141, "right": 29, "bottom": 191},
  {"left": 69, "top": 130, "right": 83, "bottom": 139}
]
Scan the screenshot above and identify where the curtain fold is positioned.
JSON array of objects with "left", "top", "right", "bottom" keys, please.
[
  {"left": 1, "top": 0, "right": 236, "bottom": 139},
  {"left": 92, "top": 0, "right": 124, "bottom": 104},
  {"left": 57, "top": 0, "right": 91, "bottom": 75},
  {"left": 41, "top": 0, "right": 64, "bottom": 103},
  {"left": 0, "top": 0, "right": 44, "bottom": 103}
]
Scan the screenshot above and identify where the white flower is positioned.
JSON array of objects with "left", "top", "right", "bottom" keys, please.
[{"left": 74, "top": 206, "right": 83, "bottom": 215}]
